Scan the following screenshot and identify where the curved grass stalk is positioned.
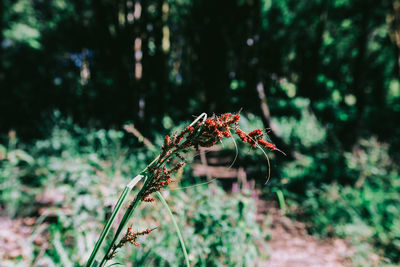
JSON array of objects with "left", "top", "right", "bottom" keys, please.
[
  {"left": 169, "top": 178, "right": 217, "bottom": 191},
  {"left": 247, "top": 135, "right": 272, "bottom": 184},
  {"left": 189, "top": 112, "right": 207, "bottom": 127},
  {"left": 228, "top": 130, "right": 239, "bottom": 169},
  {"left": 155, "top": 191, "right": 190, "bottom": 267}
]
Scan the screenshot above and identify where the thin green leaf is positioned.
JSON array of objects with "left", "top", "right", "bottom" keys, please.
[{"left": 156, "top": 191, "right": 190, "bottom": 267}]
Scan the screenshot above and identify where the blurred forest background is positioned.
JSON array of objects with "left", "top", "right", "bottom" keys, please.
[{"left": 1, "top": 0, "right": 400, "bottom": 266}]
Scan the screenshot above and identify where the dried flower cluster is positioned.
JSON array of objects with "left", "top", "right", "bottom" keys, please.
[
  {"left": 235, "top": 128, "right": 279, "bottom": 151},
  {"left": 140, "top": 113, "right": 281, "bottom": 202},
  {"left": 106, "top": 227, "right": 153, "bottom": 260}
]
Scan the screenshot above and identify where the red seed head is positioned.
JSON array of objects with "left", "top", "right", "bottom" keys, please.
[
  {"left": 248, "top": 129, "right": 263, "bottom": 137},
  {"left": 229, "top": 114, "right": 240, "bottom": 124},
  {"left": 258, "top": 139, "right": 276, "bottom": 151},
  {"left": 235, "top": 128, "right": 248, "bottom": 142},
  {"left": 221, "top": 113, "right": 232, "bottom": 121},
  {"left": 222, "top": 131, "right": 232, "bottom": 137}
]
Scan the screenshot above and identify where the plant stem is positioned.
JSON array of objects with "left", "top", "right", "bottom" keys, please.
[
  {"left": 98, "top": 157, "right": 160, "bottom": 266},
  {"left": 99, "top": 190, "right": 143, "bottom": 266},
  {"left": 156, "top": 191, "right": 190, "bottom": 267},
  {"left": 86, "top": 175, "right": 143, "bottom": 267}
]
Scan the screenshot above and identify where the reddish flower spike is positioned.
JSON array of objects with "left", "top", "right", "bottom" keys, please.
[
  {"left": 229, "top": 114, "right": 240, "bottom": 124},
  {"left": 222, "top": 131, "right": 232, "bottom": 137},
  {"left": 258, "top": 139, "right": 276, "bottom": 151},
  {"left": 220, "top": 113, "right": 232, "bottom": 121},
  {"left": 235, "top": 129, "right": 248, "bottom": 142},
  {"left": 248, "top": 129, "right": 263, "bottom": 138}
]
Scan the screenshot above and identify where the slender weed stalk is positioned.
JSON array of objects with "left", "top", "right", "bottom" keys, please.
[
  {"left": 86, "top": 112, "right": 283, "bottom": 267},
  {"left": 156, "top": 191, "right": 190, "bottom": 267}
]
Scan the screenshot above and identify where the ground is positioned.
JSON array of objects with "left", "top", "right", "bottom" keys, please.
[{"left": 258, "top": 200, "right": 355, "bottom": 267}]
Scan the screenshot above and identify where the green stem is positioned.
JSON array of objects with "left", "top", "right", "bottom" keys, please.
[
  {"left": 99, "top": 157, "right": 160, "bottom": 266},
  {"left": 99, "top": 190, "right": 143, "bottom": 266},
  {"left": 86, "top": 174, "right": 143, "bottom": 267},
  {"left": 156, "top": 191, "right": 190, "bottom": 267}
]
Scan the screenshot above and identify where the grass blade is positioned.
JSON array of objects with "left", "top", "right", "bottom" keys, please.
[
  {"left": 274, "top": 188, "right": 286, "bottom": 215},
  {"left": 156, "top": 191, "right": 190, "bottom": 267}
]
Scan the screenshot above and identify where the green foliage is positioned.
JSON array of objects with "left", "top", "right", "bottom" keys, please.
[
  {"left": 302, "top": 137, "right": 400, "bottom": 263},
  {"left": 263, "top": 96, "right": 399, "bottom": 264},
  {"left": 3, "top": 0, "right": 41, "bottom": 49},
  {"left": 272, "top": 98, "right": 333, "bottom": 191},
  {"left": 2, "top": 0, "right": 400, "bottom": 264},
  {"left": 273, "top": 98, "right": 327, "bottom": 150},
  {"left": 117, "top": 185, "right": 267, "bottom": 267},
  {"left": 1, "top": 0, "right": 398, "bottom": 145}
]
